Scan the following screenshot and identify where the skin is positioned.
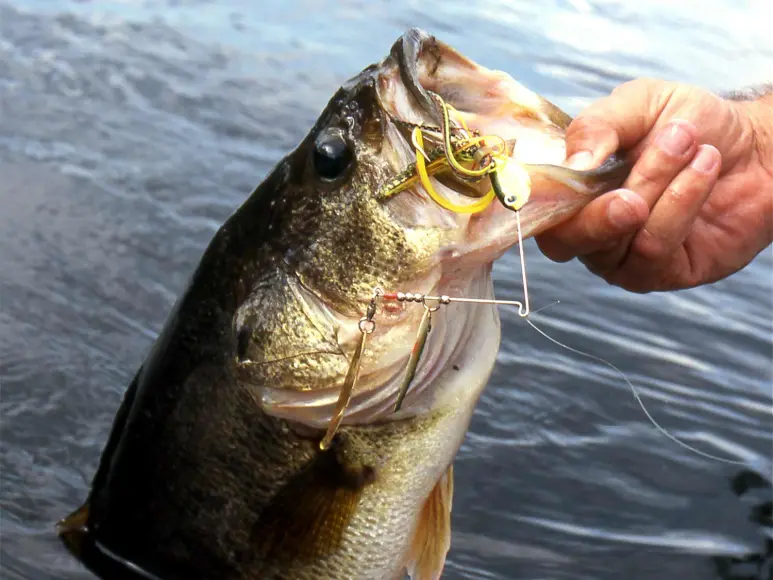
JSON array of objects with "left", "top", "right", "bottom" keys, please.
[{"left": 535, "top": 79, "right": 773, "bottom": 292}]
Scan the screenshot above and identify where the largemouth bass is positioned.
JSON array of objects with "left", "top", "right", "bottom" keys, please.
[{"left": 58, "top": 29, "right": 630, "bottom": 580}]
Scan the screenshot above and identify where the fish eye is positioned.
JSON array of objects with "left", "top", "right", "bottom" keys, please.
[{"left": 312, "top": 128, "right": 353, "bottom": 181}]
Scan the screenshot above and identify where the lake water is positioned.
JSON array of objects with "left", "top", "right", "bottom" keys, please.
[{"left": 1, "top": 1, "right": 771, "bottom": 578}]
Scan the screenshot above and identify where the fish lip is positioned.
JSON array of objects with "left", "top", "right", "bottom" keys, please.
[{"left": 389, "top": 28, "right": 443, "bottom": 125}]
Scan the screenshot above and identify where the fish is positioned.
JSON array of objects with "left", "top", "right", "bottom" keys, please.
[{"left": 57, "top": 28, "right": 630, "bottom": 580}]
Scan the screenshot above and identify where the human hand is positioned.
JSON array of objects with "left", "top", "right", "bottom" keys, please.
[{"left": 536, "top": 79, "right": 773, "bottom": 292}]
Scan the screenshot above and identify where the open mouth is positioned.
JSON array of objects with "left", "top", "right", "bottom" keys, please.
[
  {"left": 375, "top": 28, "right": 630, "bottom": 244},
  {"left": 376, "top": 29, "right": 568, "bottom": 221}
]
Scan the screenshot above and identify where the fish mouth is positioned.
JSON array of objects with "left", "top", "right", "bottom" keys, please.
[{"left": 376, "top": 28, "right": 630, "bottom": 262}]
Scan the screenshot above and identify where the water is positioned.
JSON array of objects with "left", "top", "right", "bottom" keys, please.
[{"left": 1, "top": 1, "right": 771, "bottom": 578}]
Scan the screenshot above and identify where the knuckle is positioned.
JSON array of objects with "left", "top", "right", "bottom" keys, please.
[
  {"left": 610, "top": 81, "right": 639, "bottom": 100},
  {"left": 609, "top": 84, "right": 627, "bottom": 98},
  {"left": 578, "top": 255, "right": 607, "bottom": 276},
  {"left": 608, "top": 263, "right": 667, "bottom": 294},
  {"left": 580, "top": 244, "right": 628, "bottom": 277},
  {"left": 595, "top": 239, "right": 623, "bottom": 254},
  {"left": 566, "top": 115, "right": 606, "bottom": 144},
  {"left": 626, "top": 164, "right": 662, "bottom": 192},
  {"left": 656, "top": 268, "right": 684, "bottom": 291},
  {"left": 611, "top": 78, "right": 663, "bottom": 99},
  {"left": 631, "top": 228, "right": 669, "bottom": 262},
  {"left": 618, "top": 267, "right": 677, "bottom": 293},
  {"left": 663, "top": 183, "right": 685, "bottom": 202},
  {"left": 569, "top": 113, "right": 603, "bottom": 132},
  {"left": 626, "top": 150, "right": 687, "bottom": 192},
  {"left": 660, "top": 164, "right": 714, "bottom": 207},
  {"left": 613, "top": 276, "right": 651, "bottom": 294},
  {"left": 546, "top": 251, "right": 575, "bottom": 264},
  {"left": 582, "top": 215, "right": 616, "bottom": 245}
]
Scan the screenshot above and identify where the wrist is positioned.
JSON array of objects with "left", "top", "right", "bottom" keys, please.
[
  {"left": 750, "top": 95, "right": 773, "bottom": 176},
  {"left": 724, "top": 85, "right": 773, "bottom": 248},
  {"left": 731, "top": 86, "right": 773, "bottom": 176}
]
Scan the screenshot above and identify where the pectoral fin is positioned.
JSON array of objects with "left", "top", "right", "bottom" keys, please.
[
  {"left": 405, "top": 465, "right": 454, "bottom": 580},
  {"left": 251, "top": 439, "right": 376, "bottom": 564}
]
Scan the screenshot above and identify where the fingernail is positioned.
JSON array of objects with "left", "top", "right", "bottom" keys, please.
[
  {"left": 608, "top": 190, "right": 643, "bottom": 230},
  {"left": 655, "top": 121, "right": 694, "bottom": 156},
  {"left": 566, "top": 150, "right": 594, "bottom": 170},
  {"left": 691, "top": 144, "right": 719, "bottom": 174}
]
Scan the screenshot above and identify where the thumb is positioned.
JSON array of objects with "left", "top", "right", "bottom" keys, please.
[{"left": 565, "top": 79, "right": 678, "bottom": 169}]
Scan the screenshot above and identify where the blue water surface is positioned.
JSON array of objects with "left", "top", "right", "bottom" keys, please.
[{"left": 1, "top": 1, "right": 771, "bottom": 578}]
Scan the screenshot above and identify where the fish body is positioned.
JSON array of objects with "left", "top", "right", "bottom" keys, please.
[{"left": 58, "top": 29, "right": 629, "bottom": 580}]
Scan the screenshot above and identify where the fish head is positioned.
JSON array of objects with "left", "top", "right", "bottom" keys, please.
[
  {"left": 270, "top": 27, "right": 630, "bottom": 311},
  {"left": 243, "top": 28, "right": 630, "bottom": 425}
]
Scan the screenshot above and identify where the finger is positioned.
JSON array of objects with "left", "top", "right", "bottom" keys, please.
[
  {"left": 626, "top": 144, "right": 722, "bottom": 266},
  {"left": 535, "top": 189, "right": 649, "bottom": 262},
  {"left": 578, "top": 239, "right": 636, "bottom": 278},
  {"left": 576, "top": 120, "right": 699, "bottom": 274},
  {"left": 623, "top": 119, "right": 699, "bottom": 209},
  {"left": 565, "top": 79, "right": 678, "bottom": 168},
  {"left": 564, "top": 117, "right": 620, "bottom": 170}
]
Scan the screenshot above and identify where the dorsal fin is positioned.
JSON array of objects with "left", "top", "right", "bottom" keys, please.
[{"left": 405, "top": 464, "right": 454, "bottom": 580}]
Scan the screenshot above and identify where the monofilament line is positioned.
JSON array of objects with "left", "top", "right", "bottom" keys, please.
[
  {"left": 524, "top": 317, "right": 748, "bottom": 466},
  {"left": 515, "top": 210, "right": 530, "bottom": 317}
]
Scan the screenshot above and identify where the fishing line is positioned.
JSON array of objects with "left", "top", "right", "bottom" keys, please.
[
  {"left": 530, "top": 300, "right": 560, "bottom": 315},
  {"left": 373, "top": 259, "right": 747, "bottom": 465},
  {"left": 523, "top": 316, "right": 748, "bottom": 466}
]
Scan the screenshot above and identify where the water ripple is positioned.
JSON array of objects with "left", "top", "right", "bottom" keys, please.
[{"left": 1, "top": 1, "right": 771, "bottom": 579}]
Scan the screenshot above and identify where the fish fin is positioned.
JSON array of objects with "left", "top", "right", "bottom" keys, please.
[
  {"left": 251, "top": 438, "right": 376, "bottom": 564},
  {"left": 405, "top": 464, "right": 454, "bottom": 580},
  {"left": 56, "top": 502, "right": 90, "bottom": 559}
]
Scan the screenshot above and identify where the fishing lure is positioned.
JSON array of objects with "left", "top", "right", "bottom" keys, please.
[
  {"left": 320, "top": 92, "right": 534, "bottom": 444},
  {"left": 385, "top": 207, "right": 530, "bottom": 413},
  {"left": 393, "top": 301, "right": 433, "bottom": 412},
  {"left": 379, "top": 91, "right": 531, "bottom": 215}
]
